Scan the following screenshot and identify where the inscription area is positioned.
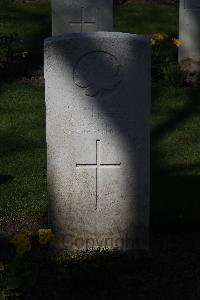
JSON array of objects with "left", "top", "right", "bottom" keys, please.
[
  {"left": 184, "top": 0, "right": 200, "bottom": 9},
  {"left": 76, "top": 140, "right": 121, "bottom": 210},
  {"left": 69, "top": 7, "right": 96, "bottom": 32},
  {"left": 73, "top": 51, "right": 122, "bottom": 97}
]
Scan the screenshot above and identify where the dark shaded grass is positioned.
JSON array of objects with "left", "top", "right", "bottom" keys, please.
[
  {"left": 151, "top": 85, "right": 200, "bottom": 231},
  {"left": 0, "top": 83, "right": 47, "bottom": 229}
]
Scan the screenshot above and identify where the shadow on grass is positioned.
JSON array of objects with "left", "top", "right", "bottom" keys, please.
[
  {"left": 151, "top": 175, "right": 200, "bottom": 232},
  {"left": 0, "top": 136, "right": 45, "bottom": 156},
  {"left": 0, "top": 175, "right": 14, "bottom": 185},
  {"left": 151, "top": 86, "right": 200, "bottom": 232},
  {"left": 0, "top": 1, "right": 199, "bottom": 234}
]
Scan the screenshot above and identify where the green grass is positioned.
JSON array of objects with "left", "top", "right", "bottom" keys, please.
[
  {"left": 0, "top": 0, "right": 51, "bottom": 61},
  {"left": 151, "top": 86, "right": 200, "bottom": 176},
  {"left": 0, "top": 83, "right": 47, "bottom": 227},
  {"left": 0, "top": 1, "right": 200, "bottom": 231}
]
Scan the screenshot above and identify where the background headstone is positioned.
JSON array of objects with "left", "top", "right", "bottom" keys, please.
[
  {"left": 179, "top": 0, "right": 200, "bottom": 71},
  {"left": 45, "top": 32, "right": 151, "bottom": 251},
  {"left": 51, "top": 0, "right": 113, "bottom": 35}
]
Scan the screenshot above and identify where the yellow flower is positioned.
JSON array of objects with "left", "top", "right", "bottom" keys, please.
[
  {"left": 10, "top": 232, "right": 31, "bottom": 255},
  {"left": 150, "top": 37, "right": 156, "bottom": 45},
  {"left": 38, "top": 229, "right": 54, "bottom": 245},
  {"left": 151, "top": 32, "right": 168, "bottom": 45},
  {"left": 0, "top": 261, "right": 5, "bottom": 272},
  {"left": 172, "top": 38, "right": 182, "bottom": 47}
]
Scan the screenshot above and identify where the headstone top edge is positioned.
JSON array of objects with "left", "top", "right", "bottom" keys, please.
[{"left": 44, "top": 32, "right": 150, "bottom": 45}]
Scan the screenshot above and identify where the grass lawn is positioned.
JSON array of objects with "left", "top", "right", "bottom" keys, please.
[
  {"left": 0, "top": 1, "right": 200, "bottom": 233},
  {"left": 114, "top": 3, "right": 178, "bottom": 35}
]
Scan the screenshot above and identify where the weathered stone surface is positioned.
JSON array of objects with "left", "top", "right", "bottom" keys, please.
[
  {"left": 51, "top": 0, "right": 113, "bottom": 35},
  {"left": 179, "top": 0, "right": 200, "bottom": 71},
  {"left": 45, "top": 32, "right": 151, "bottom": 251}
]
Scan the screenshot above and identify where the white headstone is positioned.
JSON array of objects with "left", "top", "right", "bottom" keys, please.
[
  {"left": 45, "top": 32, "right": 151, "bottom": 251},
  {"left": 179, "top": 0, "right": 200, "bottom": 71},
  {"left": 51, "top": 0, "right": 113, "bottom": 35}
]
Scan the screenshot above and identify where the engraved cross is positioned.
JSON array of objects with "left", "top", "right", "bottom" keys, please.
[
  {"left": 69, "top": 7, "right": 96, "bottom": 32},
  {"left": 76, "top": 140, "right": 121, "bottom": 210}
]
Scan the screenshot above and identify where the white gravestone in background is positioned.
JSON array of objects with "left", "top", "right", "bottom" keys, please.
[
  {"left": 51, "top": 0, "right": 113, "bottom": 35},
  {"left": 179, "top": 0, "right": 200, "bottom": 71},
  {"left": 45, "top": 32, "right": 151, "bottom": 251}
]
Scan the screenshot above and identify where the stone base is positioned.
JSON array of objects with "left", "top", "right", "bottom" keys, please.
[{"left": 179, "top": 58, "right": 200, "bottom": 86}]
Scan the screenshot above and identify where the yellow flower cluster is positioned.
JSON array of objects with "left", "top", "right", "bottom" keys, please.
[
  {"left": 0, "top": 261, "right": 5, "bottom": 272},
  {"left": 151, "top": 32, "right": 181, "bottom": 48},
  {"left": 172, "top": 38, "right": 182, "bottom": 47},
  {"left": 10, "top": 232, "right": 31, "bottom": 255},
  {"left": 38, "top": 229, "right": 54, "bottom": 245},
  {"left": 151, "top": 32, "right": 168, "bottom": 45},
  {"left": 9, "top": 229, "right": 54, "bottom": 255}
]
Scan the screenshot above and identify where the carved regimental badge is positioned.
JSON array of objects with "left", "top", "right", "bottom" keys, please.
[{"left": 73, "top": 51, "right": 122, "bottom": 97}]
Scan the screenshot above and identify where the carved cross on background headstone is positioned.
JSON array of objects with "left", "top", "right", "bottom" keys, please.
[
  {"left": 51, "top": 0, "right": 113, "bottom": 35},
  {"left": 76, "top": 140, "right": 121, "bottom": 209},
  {"left": 70, "top": 7, "right": 96, "bottom": 32}
]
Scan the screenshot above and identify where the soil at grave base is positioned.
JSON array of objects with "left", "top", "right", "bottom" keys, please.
[{"left": 1, "top": 232, "right": 200, "bottom": 298}]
